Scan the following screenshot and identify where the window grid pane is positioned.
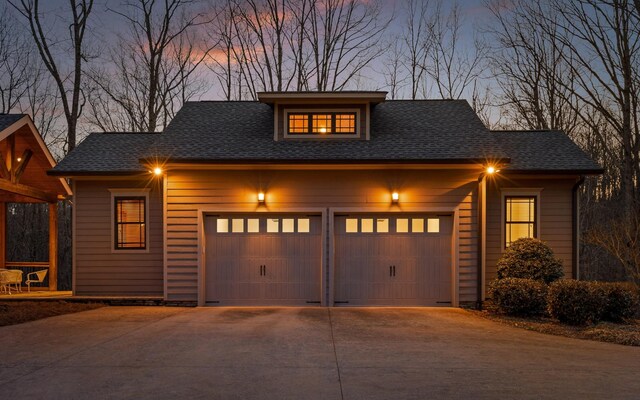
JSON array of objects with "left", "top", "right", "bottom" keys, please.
[
  {"left": 115, "top": 197, "right": 146, "bottom": 250},
  {"left": 505, "top": 197, "right": 536, "bottom": 247},
  {"left": 287, "top": 112, "right": 357, "bottom": 135}
]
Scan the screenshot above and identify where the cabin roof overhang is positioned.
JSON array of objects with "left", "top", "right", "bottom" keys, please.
[
  {"left": 0, "top": 115, "right": 72, "bottom": 202},
  {"left": 257, "top": 91, "right": 388, "bottom": 105}
]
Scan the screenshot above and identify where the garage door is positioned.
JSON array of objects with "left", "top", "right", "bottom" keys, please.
[
  {"left": 204, "top": 215, "right": 322, "bottom": 305},
  {"left": 334, "top": 215, "right": 452, "bottom": 306}
]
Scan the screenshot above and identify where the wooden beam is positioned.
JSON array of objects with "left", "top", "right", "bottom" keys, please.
[
  {"left": 14, "top": 149, "right": 33, "bottom": 183},
  {"left": 0, "top": 153, "right": 9, "bottom": 180},
  {"left": 0, "top": 179, "right": 57, "bottom": 202},
  {"left": 48, "top": 202, "right": 58, "bottom": 291},
  {"left": 7, "top": 134, "right": 15, "bottom": 183},
  {"left": 0, "top": 202, "right": 5, "bottom": 270}
]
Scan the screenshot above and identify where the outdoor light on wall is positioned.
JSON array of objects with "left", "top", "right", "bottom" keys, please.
[
  {"left": 391, "top": 192, "right": 399, "bottom": 203},
  {"left": 258, "top": 192, "right": 265, "bottom": 203},
  {"left": 153, "top": 167, "right": 163, "bottom": 176}
]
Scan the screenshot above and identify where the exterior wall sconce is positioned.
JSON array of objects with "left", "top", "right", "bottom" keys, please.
[
  {"left": 153, "top": 167, "right": 163, "bottom": 176},
  {"left": 258, "top": 192, "right": 265, "bottom": 203},
  {"left": 486, "top": 166, "right": 500, "bottom": 174},
  {"left": 391, "top": 192, "right": 399, "bottom": 203}
]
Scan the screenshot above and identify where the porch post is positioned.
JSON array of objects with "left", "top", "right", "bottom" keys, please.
[
  {"left": 0, "top": 202, "right": 5, "bottom": 270},
  {"left": 48, "top": 202, "right": 57, "bottom": 291}
]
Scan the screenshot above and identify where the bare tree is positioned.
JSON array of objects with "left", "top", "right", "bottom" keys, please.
[
  {"left": 88, "top": 0, "right": 212, "bottom": 132},
  {"left": 307, "top": 0, "right": 389, "bottom": 91},
  {"left": 381, "top": 37, "right": 406, "bottom": 100},
  {"left": 0, "top": 6, "right": 33, "bottom": 113},
  {"left": 10, "top": 0, "right": 94, "bottom": 153},
  {"left": 486, "top": 0, "right": 580, "bottom": 133},
  {"left": 401, "top": 0, "right": 432, "bottom": 99},
  {"left": 425, "top": 1, "right": 486, "bottom": 100}
]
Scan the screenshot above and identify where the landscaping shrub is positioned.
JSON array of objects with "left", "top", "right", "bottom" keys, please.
[
  {"left": 547, "top": 280, "right": 607, "bottom": 325},
  {"left": 599, "top": 282, "right": 640, "bottom": 322},
  {"left": 496, "top": 238, "right": 564, "bottom": 284},
  {"left": 489, "top": 278, "right": 548, "bottom": 316}
]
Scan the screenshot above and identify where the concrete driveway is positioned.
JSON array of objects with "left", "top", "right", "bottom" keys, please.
[{"left": 0, "top": 307, "right": 638, "bottom": 400}]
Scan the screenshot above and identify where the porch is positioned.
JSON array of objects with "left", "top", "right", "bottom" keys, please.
[{"left": 0, "top": 115, "right": 71, "bottom": 294}]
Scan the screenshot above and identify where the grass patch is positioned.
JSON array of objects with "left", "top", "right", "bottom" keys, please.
[
  {"left": 0, "top": 301, "right": 105, "bottom": 327},
  {"left": 472, "top": 302, "right": 640, "bottom": 346}
]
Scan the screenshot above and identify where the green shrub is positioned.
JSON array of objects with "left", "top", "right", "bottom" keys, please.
[
  {"left": 496, "top": 238, "right": 564, "bottom": 284},
  {"left": 547, "top": 280, "right": 607, "bottom": 325},
  {"left": 489, "top": 278, "right": 548, "bottom": 316},
  {"left": 600, "top": 282, "right": 640, "bottom": 322}
]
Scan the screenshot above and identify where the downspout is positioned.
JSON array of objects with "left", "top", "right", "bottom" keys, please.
[
  {"left": 572, "top": 176, "right": 585, "bottom": 280},
  {"left": 476, "top": 173, "right": 486, "bottom": 310}
]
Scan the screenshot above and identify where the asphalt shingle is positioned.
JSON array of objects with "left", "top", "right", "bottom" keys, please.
[
  {"left": 0, "top": 114, "right": 25, "bottom": 132},
  {"left": 50, "top": 99, "right": 602, "bottom": 175},
  {"left": 492, "top": 131, "right": 602, "bottom": 173}
]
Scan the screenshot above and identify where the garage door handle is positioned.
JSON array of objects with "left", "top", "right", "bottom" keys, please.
[
  {"left": 393, "top": 265, "right": 396, "bottom": 277},
  {"left": 389, "top": 266, "right": 392, "bottom": 277}
]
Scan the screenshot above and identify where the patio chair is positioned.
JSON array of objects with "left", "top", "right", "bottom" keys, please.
[
  {"left": 0, "top": 270, "right": 10, "bottom": 294},
  {"left": 6, "top": 270, "right": 23, "bottom": 293},
  {"left": 26, "top": 269, "right": 48, "bottom": 292}
]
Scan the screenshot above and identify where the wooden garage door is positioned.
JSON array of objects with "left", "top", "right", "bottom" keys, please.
[
  {"left": 204, "top": 215, "right": 322, "bottom": 306},
  {"left": 334, "top": 215, "right": 453, "bottom": 306}
]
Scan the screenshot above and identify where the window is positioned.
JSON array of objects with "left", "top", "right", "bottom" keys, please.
[
  {"left": 287, "top": 112, "right": 356, "bottom": 135},
  {"left": 217, "top": 219, "right": 229, "bottom": 233},
  {"left": 396, "top": 218, "right": 409, "bottom": 233},
  {"left": 427, "top": 218, "right": 440, "bottom": 233},
  {"left": 232, "top": 219, "right": 244, "bottom": 233},
  {"left": 505, "top": 196, "right": 536, "bottom": 247},
  {"left": 412, "top": 218, "right": 424, "bottom": 233},
  {"left": 247, "top": 218, "right": 260, "bottom": 233},
  {"left": 361, "top": 218, "right": 374, "bottom": 233},
  {"left": 114, "top": 197, "right": 146, "bottom": 250},
  {"left": 298, "top": 218, "right": 310, "bottom": 233},
  {"left": 282, "top": 218, "right": 295, "bottom": 233},
  {"left": 345, "top": 218, "right": 358, "bottom": 233},
  {"left": 267, "top": 218, "right": 279, "bottom": 233},
  {"left": 377, "top": 218, "right": 389, "bottom": 233}
]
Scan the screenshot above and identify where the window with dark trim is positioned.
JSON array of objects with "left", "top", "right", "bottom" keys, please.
[
  {"left": 287, "top": 112, "right": 356, "bottom": 135},
  {"left": 114, "top": 197, "right": 146, "bottom": 250},
  {"left": 505, "top": 196, "right": 536, "bottom": 247}
]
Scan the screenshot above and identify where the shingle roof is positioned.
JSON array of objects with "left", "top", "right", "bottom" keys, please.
[
  {"left": 49, "top": 99, "right": 602, "bottom": 175},
  {"left": 492, "top": 130, "right": 602, "bottom": 173},
  {"left": 0, "top": 114, "right": 25, "bottom": 131},
  {"left": 146, "top": 100, "right": 504, "bottom": 162},
  {"left": 52, "top": 133, "right": 160, "bottom": 174}
]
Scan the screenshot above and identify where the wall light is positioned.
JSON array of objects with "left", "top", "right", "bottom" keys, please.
[
  {"left": 391, "top": 192, "right": 399, "bottom": 203},
  {"left": 16, "top": 157, "right": 22, "bottom": 162},
  {"left": 153, "top": 167, "right": 163, "bottom": 176},
  {"left": 486, "top": 166, "right": 496, "bottom": 174},
  {"left": 258, "top": 192, "right": 265, "bottom": 203}
]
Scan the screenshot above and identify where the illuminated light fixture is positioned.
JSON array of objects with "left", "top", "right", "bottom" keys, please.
[
  {"left": 258, "top": 192, "right": 265, "bottom": 203},
  {"left": 153, "top": 167, "right": 163, "bottom": 176},
  {"left": 16, "top": 157, "right": 21, "bottom": 162},
  {"left": 319, "top": 127, "right": 327, "bottom": 133},
  {"left": 391, "top": 192, "right": 399, "bottom": 203},
  {"left": 486, "top": 166, "right": 496, "bottom": 174}
]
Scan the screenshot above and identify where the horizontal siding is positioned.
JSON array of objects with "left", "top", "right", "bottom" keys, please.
[
  {"left": 485, "top": 177, "right": 576, "bottom": 287},
  {"left": 74, "top": 180, "right": 163, "bottom": 296},
  {"left": 165, "top": 169, "right": 479, "bottom": 303}
]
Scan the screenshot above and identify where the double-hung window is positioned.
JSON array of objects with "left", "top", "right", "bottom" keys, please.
[
  {"left": 505, "top": 196, "right": 537, "bottom": 247},
  {"left": 114, "top": 197, "right": 146, "bottom": 250}
]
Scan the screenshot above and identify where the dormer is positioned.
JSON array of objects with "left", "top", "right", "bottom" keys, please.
[{"left": 257, "top": 91, "right": 387, "bottom": 141}]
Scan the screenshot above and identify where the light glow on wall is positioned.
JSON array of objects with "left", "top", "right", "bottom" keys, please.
[
  {"left": 391, "top": 192, "right": 399, "bottom": 203},
  {"left": 258, "top": 192, "right": 265, "bottom": 203}
]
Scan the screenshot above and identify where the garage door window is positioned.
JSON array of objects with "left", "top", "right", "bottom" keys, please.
[
  {"left": 427, "top": 218, "right": 440, "bottom": 233},
  {"left": 282, "top": 218, "right": 295, "bottom": 232},
  {"left": 217, "top": 219, "right": 229, "bottom": 232},
  {"left": 396, "top": 218, "right": 409, "bottom": 233},
  {"left": 247, "top": 218, "right": 259, "bottom": 233},
  {"left": 232, "top": 219, "right": 244, "bottom": 233},
  {"left": 298, "top": 218, "right": 310, "bottom": 233},
  {"left": 412, "top": 218, "right": 424, "bottom": 233},
  {"left": 377, "top": 218, "right": 389, "bottom": 233}
]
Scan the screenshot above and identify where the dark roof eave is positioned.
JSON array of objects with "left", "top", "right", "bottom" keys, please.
[
  {"left": 47, "top": 170, "right": 149, "bottom": 177},
  {"left": 501, "top": 168, "right": 604, "bottom": 175},
  {"left": 139, "top": 157, "right": 511, "bottom": 165}
]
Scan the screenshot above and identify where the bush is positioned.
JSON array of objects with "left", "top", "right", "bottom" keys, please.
[
  {"left": 496, "top": 238, "right": 564, "bottom": 284},
  {"left": 600, "top": 282, "right": 640, "bottom": 322},
  {"left": 489, "top": 278, "right": 548, "bottom": 316},
  {"left": 547, "top": 280, "right": 607, "bottom": 325}
]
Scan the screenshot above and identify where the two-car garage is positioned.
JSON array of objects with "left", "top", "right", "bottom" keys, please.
[{"left": 204, "top": 213, "right": 453, "bottom": 306}]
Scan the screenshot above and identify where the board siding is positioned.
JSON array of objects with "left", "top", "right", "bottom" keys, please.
[
  {"left": 165, "top": 169, "right": 479, "bottom": 303},
  {"left": 74, "top": 180, "right": 163, "bottom": 296},
  {"left": 485, "top": 177, "right": 576, "bottom": 286}
]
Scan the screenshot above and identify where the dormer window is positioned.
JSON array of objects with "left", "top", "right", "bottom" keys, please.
[{"left": 287, "top": 112, "right": 357, "bottom": 135}]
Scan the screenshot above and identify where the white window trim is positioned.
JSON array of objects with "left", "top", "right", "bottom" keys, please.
[
  {"left": 109, "top": 188, "right": 151, "bottom": 254},
  {"left": 500, "top": 188, "right": 543, "bottom": 251},
  {"left": 283, "top": 108, "right": 361, "bottom": 139}
]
